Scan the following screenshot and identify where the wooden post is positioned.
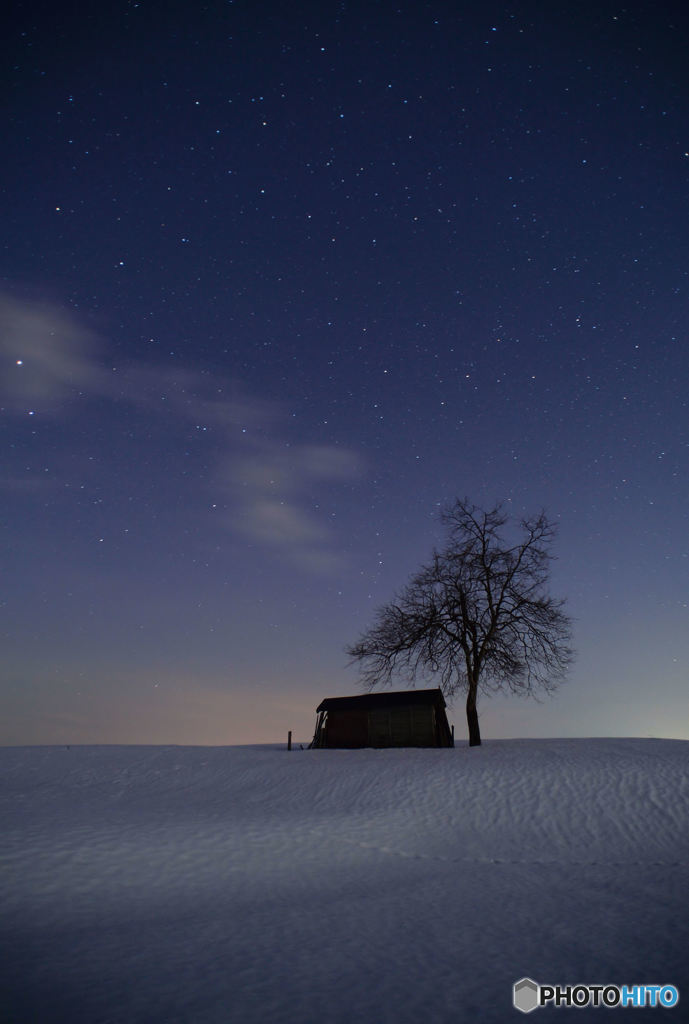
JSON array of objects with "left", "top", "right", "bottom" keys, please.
[{"left": 287, "top": 730, "right": 292, "bottom": 751}]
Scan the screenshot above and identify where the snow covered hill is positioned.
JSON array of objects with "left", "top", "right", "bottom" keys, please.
[{"left": 1, "top": 739, "right": 687, "bottom": 1022}]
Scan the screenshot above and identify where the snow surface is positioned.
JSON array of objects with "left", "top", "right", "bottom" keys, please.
[{"left": 1, "top": 738, "right": 688, "bottom": 1023}]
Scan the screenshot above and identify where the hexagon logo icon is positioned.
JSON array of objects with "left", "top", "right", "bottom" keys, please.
[{"left": 513, "top": 977, "right": 540, "bottom": 1013}]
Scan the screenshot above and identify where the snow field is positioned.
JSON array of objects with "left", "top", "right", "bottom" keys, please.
[{"left": 1, "top": 738, "right": 687, "bottom": 1022}]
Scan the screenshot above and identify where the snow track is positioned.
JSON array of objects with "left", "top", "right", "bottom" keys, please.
[{"left": 1, "top": 739, "right": 687, "bottom": 1023}]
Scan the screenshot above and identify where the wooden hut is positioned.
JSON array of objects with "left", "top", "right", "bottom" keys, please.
[{"left": 310, "top": 688, "right": 454, "bottom": 749}]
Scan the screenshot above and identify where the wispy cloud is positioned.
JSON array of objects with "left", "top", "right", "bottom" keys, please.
[
  {"left": 1, "top": 291, "right": 364, "bottom": 571},
  {"left": 0, "top": 292, "right": 104, "bottom": 412},
  {"left": 105, "top": 363, "right": 279, "bottom": 431},
  {"left": 219, "top": 440, "right": 363, "bottom": 571}
]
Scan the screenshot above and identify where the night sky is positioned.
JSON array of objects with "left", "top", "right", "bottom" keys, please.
[{"left": 2, "top": 1, "right": 688, "bottom": 745}]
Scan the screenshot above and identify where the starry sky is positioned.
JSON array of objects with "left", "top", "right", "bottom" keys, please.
[{"left": 2, "top": 0, "right": 688, "bottom": 745}]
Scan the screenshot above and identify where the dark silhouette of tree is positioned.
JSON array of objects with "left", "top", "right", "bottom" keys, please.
[{"left": 347, "top": 499, "right": 574, "bottom": 746}]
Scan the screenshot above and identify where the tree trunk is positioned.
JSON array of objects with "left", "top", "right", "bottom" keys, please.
[{"left": 466, "top": 686, "right": 481, "bottom": 746}]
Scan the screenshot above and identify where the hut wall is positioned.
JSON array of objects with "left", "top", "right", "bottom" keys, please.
[
  {"left": 368, "top": 704, "right": 436, "bottom": 747},
  {"left": 325, "top": 709, "right": 368, "bottom": 748}
]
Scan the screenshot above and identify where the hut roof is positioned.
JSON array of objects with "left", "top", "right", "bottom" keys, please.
[{"left": 316, "top": 688, "right": 447, "bottom": 714}]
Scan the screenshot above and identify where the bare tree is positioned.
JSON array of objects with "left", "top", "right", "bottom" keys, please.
[{"left": 347, "top": 499, "right": 574, "bottom": 746}]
